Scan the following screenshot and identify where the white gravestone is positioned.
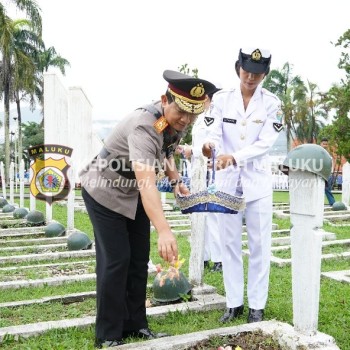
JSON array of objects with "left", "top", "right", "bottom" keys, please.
[
  {"left": 67, "top": 166, "right": 75, "bottom": 231},
  {"left": 29, "top": 161, "right": 36, "bottom": 211},
  {"left": 9, "top": 162, "right": 14, "bottom": 204},
  {"left": 0, "top": 162, "right": 6, "bottom": 199},
  {"left": 289, "top": 170, "right": 324, "bottom": 335},
  {"left": 342, "top": 162, "right": 350, "bottom": 207},
  {"left": 19, "top": 159, "right": 25, "bottom": 208},
  {"left": 188, "top": 155, "right": 207, "bottom": 286}
]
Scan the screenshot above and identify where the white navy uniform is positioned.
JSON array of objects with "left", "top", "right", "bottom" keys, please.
[
  {"left": 206, "top": 84, "right": 282, "bottom": 310},
  {"left": 191, "top": 109, "right": 222, "bottom": 264}
]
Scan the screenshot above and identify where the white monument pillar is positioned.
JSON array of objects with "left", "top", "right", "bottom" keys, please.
[
  {"left": 342, "top": 162, "right": 350, "bottom": 207},
  {"left": 44, "top": 74, "right": 69, "bottom": 221},
  {"left": 289, "top": 170, "right": 324, "bottom": 335}
]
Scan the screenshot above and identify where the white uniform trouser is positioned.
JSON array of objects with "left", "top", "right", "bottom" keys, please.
[
  {"left": 219, "top": 195, "right": 272, "bottom": 310},
  {"left": 204, "top": 213, "right": 222, "bottom": 262}
]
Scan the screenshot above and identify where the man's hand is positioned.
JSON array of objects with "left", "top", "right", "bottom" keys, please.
[
  {"left": 157, "top": 230, "right": 178, "bottom": 262},
  {"left": 174, "top": 182, "right": 190, "bottom": 196},
  {"left": 175, "top": 144, "right": 192, "bottom": 159}
]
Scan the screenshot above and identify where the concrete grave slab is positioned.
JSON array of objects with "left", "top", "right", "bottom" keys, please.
[
  {"left": 113, "top": 320, "right": 339, "bottom": 350},
  {"left": 0, "top": 249, "right": 96, "bottom": 265},
  {"left": 321, "top": 269, "right": 350, "bottom": 283},
  {"left": 0, "top": 284, "right": 226, "bottom": 343}
]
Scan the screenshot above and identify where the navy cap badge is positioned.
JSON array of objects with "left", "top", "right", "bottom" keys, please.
[{"left": 251, "top": 49, "right": 262, "bottom": 61}]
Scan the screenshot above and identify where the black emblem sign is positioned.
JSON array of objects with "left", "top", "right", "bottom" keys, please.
[
  {"left": 273, "top": 123, "right": 283, "bottom": 132},
  {"left": 204, "top": 117, "right": 214, "bottom": 126}
]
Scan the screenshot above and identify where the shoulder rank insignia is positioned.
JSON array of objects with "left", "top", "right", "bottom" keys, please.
[
  {"left": 273, "top": 123, "right": 283, "bottom": 132},
  {"left": 153, "top": 116, "right": 169, "bottom": 134},
  {"left": 204, "top": 116, "right": 214, "bottom": 126}
]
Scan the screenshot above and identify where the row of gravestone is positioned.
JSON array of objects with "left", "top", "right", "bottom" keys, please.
[
  {"left": 0, "top": 197, "right": 348, "bottom": 348},
  {"left": 0, "top": 198, "right": 201, "bottom": 346}
]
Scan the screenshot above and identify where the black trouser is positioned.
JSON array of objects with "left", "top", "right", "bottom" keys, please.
[{"left": 82, "top": 188, "right": 150, "bottom": 340}]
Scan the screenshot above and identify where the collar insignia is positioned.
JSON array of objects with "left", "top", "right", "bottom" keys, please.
[{"left": 153, "top": 116, "right": 169, "bottom": 134}]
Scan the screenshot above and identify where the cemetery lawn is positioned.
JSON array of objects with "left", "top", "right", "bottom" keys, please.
[{"left": 0, "top": 192, "right": 349, "bottom": 349}]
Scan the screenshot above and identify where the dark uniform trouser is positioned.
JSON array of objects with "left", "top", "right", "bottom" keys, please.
[{"left": 82, "top": 188, "right": 150, "bottom": 340}]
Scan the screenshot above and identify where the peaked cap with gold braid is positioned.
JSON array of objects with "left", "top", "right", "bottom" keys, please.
[{"left": 163, "top": 70, "right": 217, "bottom": 114}]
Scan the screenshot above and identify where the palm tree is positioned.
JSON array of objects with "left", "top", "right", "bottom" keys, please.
[
  {"left": 11, "top": 20, "right": 44, "bottom": 168},
  {"left": 0, "top": 1, "right": 42, "bottom": 33},
  {"left": 263, "top": 62, "right": 307, "bottom": 150},
  {"left": 35, "top": 46, "right": 70, "bottom": 125},
  {"left": 293, "top": 81, "right": 328, "bottom": 144},
  {"left": 0, "top": 0, "right": 41, "bottom": 183}
]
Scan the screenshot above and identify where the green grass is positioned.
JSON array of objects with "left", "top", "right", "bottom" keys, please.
[
  {"left": 0, "top": 193, "right": 349, "bottom": 349},
  {"left": 0, "top": 280, "right": 96, "bottom": 303},
  {"left": 0, "top": 299, "right": 96, "bottom": 327}
]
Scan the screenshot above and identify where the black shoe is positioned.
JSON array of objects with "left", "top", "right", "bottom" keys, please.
[
  {"left": 210, "top": 262, "right": 222, "bottom": 272},
  {"left": 219, "top": 305, "right": 244, "bottom": 323},
  {"left": 248, "top": 308, "right": 264, "bottom": 323},
  {"left": 95, "top": 338, "right": 125, "bottom": 348},
  {"left": 123, "top": 327, "right": 169, "bottom": 340},
  {"left": 204, "top": 260, "right": 210, "bottom": 269}
]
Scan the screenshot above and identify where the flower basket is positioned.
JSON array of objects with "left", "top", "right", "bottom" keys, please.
[{"left": 176, "top": 150, "right": 245, "bottom": 214}]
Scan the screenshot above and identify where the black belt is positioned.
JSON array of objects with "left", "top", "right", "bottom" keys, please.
[{"left": 99, "top": 147, "right": 136, "bottom": 180}]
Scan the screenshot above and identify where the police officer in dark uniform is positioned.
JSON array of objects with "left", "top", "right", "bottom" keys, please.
[{"left": 79, "top": 70, "right": 216, "bottom": 348}]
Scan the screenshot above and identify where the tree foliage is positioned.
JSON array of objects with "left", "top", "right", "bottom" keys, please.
[
  {"left": 319, "top": 30, "right": 350, "bottom": 163},
  {"left": 264, "top": 63, "right": 330, "bottom": 150},
  {"left": 0, "top": 1, "right": 70, "bottom": 183},
  {"left": 0, "top": 0, "right": 42, "bottom": 182},
  {"left": 22, "top": 121, "right": 44, "bottom": 148}
]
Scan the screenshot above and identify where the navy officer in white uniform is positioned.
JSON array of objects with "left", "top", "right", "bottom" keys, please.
[{"left": 203, "top": 47, "right": 283, "bottom": 323}]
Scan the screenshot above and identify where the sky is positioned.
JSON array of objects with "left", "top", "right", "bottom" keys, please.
[{"left": 6, "top": 0, "right": 350, "bottom": 123}]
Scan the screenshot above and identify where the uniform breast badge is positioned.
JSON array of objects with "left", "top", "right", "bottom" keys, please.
[
  {"left": 252, "top": 119, "right": 263, "bottom": 124},
  {"left": 273, "top": 109, "right": 283, "bottom": 132},
  {"left": 223, "top": 118, "right": 237, "bottom": 124},
  {"left": 153, "top": 116, "right": 169, "bottom": 134}
]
